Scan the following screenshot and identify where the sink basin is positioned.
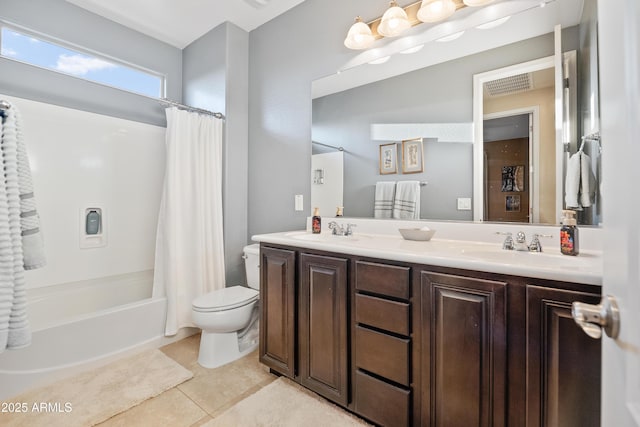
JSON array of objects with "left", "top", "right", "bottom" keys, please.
[{"left": 459, "top": 248, "right": 594, "bottom": 269}]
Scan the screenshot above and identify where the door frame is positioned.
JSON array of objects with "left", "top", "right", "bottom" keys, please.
[
  {"left": 473, "top": 55, "right": 555, "bottom": 222},
  {"left": 483, "top": 108, "right": 539, "bottom": 223}
]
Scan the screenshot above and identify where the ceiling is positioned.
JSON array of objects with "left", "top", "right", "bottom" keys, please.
[{"left": 64, "top": 0, "right": 308, "bottom": 49}]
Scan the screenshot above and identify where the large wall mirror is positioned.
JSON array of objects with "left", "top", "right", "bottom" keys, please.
[{"left": 311, "top": 0, "right": 600, "bottom": 226}]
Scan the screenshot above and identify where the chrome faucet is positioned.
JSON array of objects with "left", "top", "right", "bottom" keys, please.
[
  {"left": 328, "top": 221, "right": 356, "bottom": 236},
  {"left": 514, "top": 231, "right": 529, "bottom": 251},
  {"left": 496, "top": 232, "right": 514, "bottom": 250},
  {"left": 528, "top": 233, "right": 553, "bottom": 252},
  {"left": 497, "top": 231, "right": 552, "bottom": 252}
]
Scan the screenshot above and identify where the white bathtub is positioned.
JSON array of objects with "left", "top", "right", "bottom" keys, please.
[{"left": 0, "top": 271, "right": 192, "bottom": 399}]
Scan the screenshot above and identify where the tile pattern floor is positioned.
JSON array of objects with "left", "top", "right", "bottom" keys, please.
[{"left": 96, "top": 334, "right": 278, "bottom": 427}]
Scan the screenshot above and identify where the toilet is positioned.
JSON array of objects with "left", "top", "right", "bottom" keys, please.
[{"left": 192, "top": 244, "right": 260, "bottom": 368}]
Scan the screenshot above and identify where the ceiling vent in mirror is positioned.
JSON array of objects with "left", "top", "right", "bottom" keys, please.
[{"left": 484, "top": 73, "right": 533, "bottom": 97}]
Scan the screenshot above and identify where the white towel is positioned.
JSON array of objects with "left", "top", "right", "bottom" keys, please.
[
  {"left": 393, "top": 181, "right": 421, "bottom": 219},
  {"left": 565, "top": 151, "right": 597, "bottom": 209},
  {"left": 374, "top": 181, "right": 396, "bottom": 218},
  {"left": 0, "top": 106, "right": 27, "bottom": 351},
  {"left": 580, "top": 151, "right": 597, "bottom": 208},
  {"left": 565, "top": 151, "right": 581, "bottom": 208}
]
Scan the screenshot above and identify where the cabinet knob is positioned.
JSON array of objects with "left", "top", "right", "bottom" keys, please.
[{"left": 571, "top": 295, "right": 620, "bottom": 339}]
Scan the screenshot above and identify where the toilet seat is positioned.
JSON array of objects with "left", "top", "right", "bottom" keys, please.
[{"left": 192, "top": 285, "right": 259, "bottom": 313}]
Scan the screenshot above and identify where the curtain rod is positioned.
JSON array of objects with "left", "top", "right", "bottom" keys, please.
[
  {"left": 312, "top": 141, "right": 344, "bottom": 151},
  {"left": 159, "top": 99, "right": 225, "bottom": 120}
]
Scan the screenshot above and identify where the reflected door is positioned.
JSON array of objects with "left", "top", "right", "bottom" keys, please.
[{"left": 484, "top": 138, "right": 530, "bottom": 222}]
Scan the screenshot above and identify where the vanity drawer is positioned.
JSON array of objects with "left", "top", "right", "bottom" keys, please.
[
  {"left": 355, "top": 261, "right": 410, "bottom": 300},
  {"left": 355, "top": 293, "right": 410, "bottom": 336},
  {"left": 355, "top": 370, "right": 410, "bottom": 427},
  {"left": 355, "top": 326, "right": 410, "bottom": 386}
]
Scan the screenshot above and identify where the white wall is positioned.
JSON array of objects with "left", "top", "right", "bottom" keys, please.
[{"left": 2, "top": 94, "right": 165, "bottom": 289}]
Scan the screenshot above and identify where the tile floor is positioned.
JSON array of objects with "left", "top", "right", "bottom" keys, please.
[{"left": 96, "top": 334, "right": 278, "bottom": 427}]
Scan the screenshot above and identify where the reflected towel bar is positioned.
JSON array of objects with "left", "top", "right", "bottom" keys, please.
[
  {"left": 375, "top": 181, "right": 427, "bottom": 186},
  {"left": 312, "top": 141, "right": 344, "bottom": 152}
]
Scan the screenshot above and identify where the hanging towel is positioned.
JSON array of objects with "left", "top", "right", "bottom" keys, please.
[
  {"left": 580, "top": 151, "right": 597, "bottom": 208},
  {"left": 12, "top": 107, "right": 45, "bottom": 270},
  {"left": 565, "top": 151, "right": 581, "bottom": 208},
  {"left": 565, "top": 150, "right": 598, "bottom": 209},
  {"left": 393, "top": 181, "right": 421, "bottom": 219},
  {"left": 0, "top": 102, "right": 44, "bottom": 353},
  {"left": 374, "top": 181, "right": 396, "bottom": 218}
]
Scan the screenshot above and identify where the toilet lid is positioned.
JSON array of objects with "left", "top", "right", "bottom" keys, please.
[{"left": 192, "top": 285, "right": 259, "bottom": 312}]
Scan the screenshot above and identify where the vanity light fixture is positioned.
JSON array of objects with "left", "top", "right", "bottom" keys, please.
[
  {"left": 377, "top": 1, "right": 411, "bottom": 37},
  {"left": 475, "top": 15, "right": 511, "bottom": 29},
  {"left": 417, "top": 0, "right": 457, "bottom": 23},
  {"left": 344, "top": 0, "right": 506, "bottom": 51},
  {"left": 344, "top": 16, "right": 375, "bottom": 50}
]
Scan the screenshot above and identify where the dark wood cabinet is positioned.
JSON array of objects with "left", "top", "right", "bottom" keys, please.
[
  {"left": 258, "top": 243, "right": 602, "bottom": 427},
  {"left": 352, "top": 260, "right": 413, "bottom": 427},
  {"left": 526, "top": 285, "right": 602, "bottom": 427},
  {"left": 259, "top": 246, "right": 296, "bottom": 378},
  {"left": 299, "top": 253, "right": 349, "bottom": 406},
  {"left": 419, "top": 271, "right": 507, "bottom": 427}
]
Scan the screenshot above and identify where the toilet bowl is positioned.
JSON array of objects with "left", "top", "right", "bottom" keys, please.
[{"left": 192, "top": 244, "right": 260, "bottom": 368}]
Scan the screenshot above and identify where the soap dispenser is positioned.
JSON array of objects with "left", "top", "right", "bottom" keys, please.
[
  {"left": 312, "top": 207, "right": 321, "bottom": 234},
  {"left": 560, "top": 210, "right": 579, "bottom": 256}
]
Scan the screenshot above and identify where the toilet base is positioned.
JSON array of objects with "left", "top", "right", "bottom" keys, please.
[{"left": 197, "top": 330, "right": 258, "bottom": 369}]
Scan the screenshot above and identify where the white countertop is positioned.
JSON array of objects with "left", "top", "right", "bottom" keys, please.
[{"left": 252, "top": 230, "right": 603, "bottom": 286}]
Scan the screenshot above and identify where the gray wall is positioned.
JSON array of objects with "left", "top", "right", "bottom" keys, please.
[
  {"left": 248, "top": 0, "right": 367, "bottom": 236},
  {"left": 0, "top": 0, "right": 182, "bottom": 126},
  {"left": 184, "top": 23, "right": 249, "bottom": 285},
  {"left": 250, "top": 4, "right": 577, "bottom": 233}
]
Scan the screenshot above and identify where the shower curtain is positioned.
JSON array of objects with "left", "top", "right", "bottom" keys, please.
[{"left": 153, "top": 107, "right": 226, "bottom": 336}]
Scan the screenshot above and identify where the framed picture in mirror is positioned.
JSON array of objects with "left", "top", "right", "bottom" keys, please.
[
  {"left": 402, "top": 138, "right": 424, "bottom": 174},
  {"left": 506, "top": 195, "right": 521, "bottom": 212},
  {"left": 379, "top": 143, "right": 397, "bottom": 175}
]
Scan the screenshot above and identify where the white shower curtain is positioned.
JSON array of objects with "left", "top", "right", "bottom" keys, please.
[{"left": 153, "top": 107, "right": 226, "bottom": 336}]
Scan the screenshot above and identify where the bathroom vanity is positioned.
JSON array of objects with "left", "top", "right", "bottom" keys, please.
[{"left": 254, "top": 224, "right": 602, "bottom": 427}]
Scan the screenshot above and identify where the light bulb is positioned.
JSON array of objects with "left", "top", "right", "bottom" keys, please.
[
  {"left": 378, "top": 1, "right": 411, "bottom": 37},
  {"left": 344, "top": 17, "right": 375, "bottom": 50}
]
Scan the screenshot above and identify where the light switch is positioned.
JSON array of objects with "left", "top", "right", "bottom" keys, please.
[
  {"left": 295, "top": 194, "right": 304, "bottom": 211},
  {"left": 457, "top": 197, "right": 472, "bottom": 211}
]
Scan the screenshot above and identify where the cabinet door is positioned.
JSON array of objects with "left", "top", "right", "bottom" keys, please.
[
  {"left": 526, "top": 285, "right": 601, "bottom": 427},
  {"left": 420, "top": 271, "right": 507, "bottom": 427},
  {"left": 299, "top": 253, "right": 349, "bottom": 406},
  {"left": 259, "top": 246, "right": 296, "bottom": 378}
]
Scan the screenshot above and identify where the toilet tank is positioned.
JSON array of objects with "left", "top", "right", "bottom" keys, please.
[{"left": 243, "top": 244, "right": 261, "bottom": 290}]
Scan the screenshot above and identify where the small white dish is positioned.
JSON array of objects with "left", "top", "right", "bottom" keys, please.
[{"left": 399, "top": 228, "right": 436, "bottom": 241}]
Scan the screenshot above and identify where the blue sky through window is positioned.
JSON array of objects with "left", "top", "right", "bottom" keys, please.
[{"left": 1, "top": 28, "right": 162, "bottom": 98}]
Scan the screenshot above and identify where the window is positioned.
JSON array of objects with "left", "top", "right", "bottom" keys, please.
[{"left": 0, "top": 26, "right": 164, "bottom": 98}]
